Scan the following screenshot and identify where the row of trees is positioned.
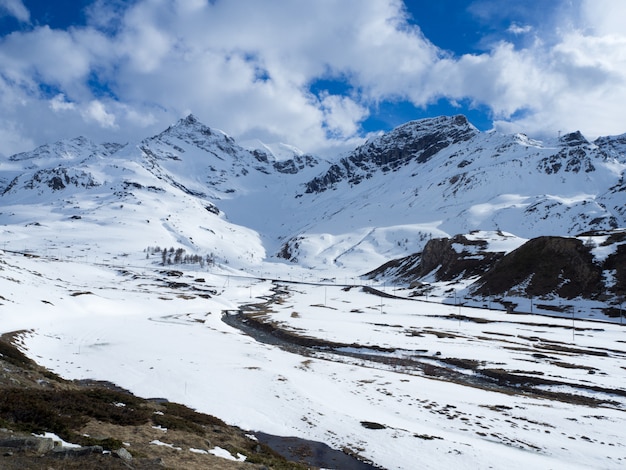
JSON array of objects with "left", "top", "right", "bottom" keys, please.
[{"left": 144, "top": 246, "right": 216, "bottom": 267}]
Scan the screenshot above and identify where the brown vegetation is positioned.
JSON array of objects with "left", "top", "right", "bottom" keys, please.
[{"left": 0, "top": 332, "right": 309, "bottom": 470}]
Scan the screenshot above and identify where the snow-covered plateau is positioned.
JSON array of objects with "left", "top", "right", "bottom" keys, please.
[{"left": 1, "top": 114, "right": 626, "bottom": 469}]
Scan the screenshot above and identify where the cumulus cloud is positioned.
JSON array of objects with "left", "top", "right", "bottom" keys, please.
[
  {"left": 0, "top": 0, "right": 625, "bottom": 157},
  {"left": 82, "top": 100, "right": 117, "bottom": 128},
  {"left": 50, "top": 94, "right": 76, "bottom": 112},
  {"left": 0, "top": 0, "right": 30, "bottom": 23},
  {"left": 507, "top": 23, "right": 532, "bottom": 35},
  {"left": 320, "top": 93, "right": 370, "bottom": 138}
]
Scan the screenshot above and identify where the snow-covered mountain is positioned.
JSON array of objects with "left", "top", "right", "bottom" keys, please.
[
  {"left": 3, "top": 114, "right": 626, "bottom": 470},
  {"left": 1, "top": 113, "right": 625, "bottom": 277}
]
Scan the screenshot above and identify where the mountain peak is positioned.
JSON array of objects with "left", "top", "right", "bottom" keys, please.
[
  {"left": 401, "top": 114, "right": 473, "bottom": 130},
  {"left": 150, "top": 114, "right": 233, "bottom": 147},
  {"left": 8, "top": 136, "right": 107, "bottom": 162},
  {"left": 375, "top": 114, "right": 478, "bottom": 148},
  {"left": 182, "top": 113, "right": 200, "bottom": 125},
  {"left": 172, "top": 113, "right": 214, "bottom": 134},
  {"left": 304, "top": 114, "right": 479, "bottom": 193},
  {"left": 560, "top": 130, "right": 589, "bottom": 147}
]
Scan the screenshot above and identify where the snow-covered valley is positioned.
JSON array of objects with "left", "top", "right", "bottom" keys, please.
[
  {"left": 1, "top": 114, "right": 626, "bottom": 468},
  {"left": 1, "top": 250, "right": 625, "bottom": 469}
]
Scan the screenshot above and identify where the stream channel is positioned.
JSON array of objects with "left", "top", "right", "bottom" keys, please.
[
  {"left": 221, "top": 283, "right": 626, "bottom": 468},
  {"left": 221, "top": 284, "right": 389, "bottom": 470}
]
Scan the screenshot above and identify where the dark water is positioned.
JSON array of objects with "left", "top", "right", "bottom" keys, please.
[{"left": 254, "top": 432, "right": 381, "bottom": 470}]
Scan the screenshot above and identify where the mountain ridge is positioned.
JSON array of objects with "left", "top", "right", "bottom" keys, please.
[{"left": 1, "top": 113, "right": 625, "bottom": 300}]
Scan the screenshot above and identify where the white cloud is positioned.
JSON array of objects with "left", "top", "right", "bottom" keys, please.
[
  {"left": 0, "top": 0, "right": 29, "bottom": 23},
  {"left": 320, "top": 93, "right": 370, "bottom": 138},
  {"left": 50, "top": 94, "right": 76, "bottom": 112},
  {"left": 0, "top": 122, "right": 34, "bottom": 158},
  {"left": 579, "top": 0, "right": 626, "bottom": 36},
  {"left": 0, "top": 26, "right": 112, "bottom": 99},
  {"left": 421, "top": 0, "right": 626, "bottom": 139},
  {"left": 0, "top": 0, "right": 625, "bottom": 157},
  {"left": 491, "top": 28, "right": 626, "bottom": 138},
  {"left": 83, "top": 100, "right": 117, "bottom": 128},
  {"left": 507, "top": 23, "right": 532, "bottom": 35}
]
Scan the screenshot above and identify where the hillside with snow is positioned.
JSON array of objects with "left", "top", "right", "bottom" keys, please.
[
  {"left": 3, "top": 114, "right": 626, "bottom": 273},
  {"left": 1, "top": 114, "right": 626, "bottom": 469},
  {"left": 2, "top": 113, "right": 626, "bottom": 302}
]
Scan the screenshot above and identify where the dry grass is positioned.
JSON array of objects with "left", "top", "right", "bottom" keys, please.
[{"left": 0, "top": 332, "right": 309, "bottom": 470}]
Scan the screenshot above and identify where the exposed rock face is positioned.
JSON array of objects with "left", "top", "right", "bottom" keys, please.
[
  {"left": 365, "top": 234, "right": 504, "bottom": 283},
  {"left": 474, "top": 236, "right": 603, "bottom": 299},
  {"left": 0, "top": 436, "right": 55, "bottom": 454},
  {"left": 51, "top": 445, "right": 104, "bottom": 459},
  {"left": 601, "top": 232, "right": 626, "bottom": 298},
  {"left": 417, "top": 235, "right": 504, "bottom": 281},
  {"left": 2, "top": 168, "right": 100, "bottom": 195},
  {"left": 305, "top": 115, "right": 478, "bottom": 193},
  {"left": 113, "top": 447, "right": 133, "bottom": 462},
  {"left": 368, "top": 231, "right": 626, "bottom": 304},
  {"left": 560, "top": 131, "right": 589, "bottom": 147},
  {"left": 273, "top": 154, "right": 320, "bottom": 174}
]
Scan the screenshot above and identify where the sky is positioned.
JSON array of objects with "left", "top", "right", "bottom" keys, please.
[{"left": 0, "top": 0, "right": 625, "bottom": 158}]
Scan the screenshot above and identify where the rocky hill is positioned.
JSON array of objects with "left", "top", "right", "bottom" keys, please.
[{"left": 366, "top": 229, "right": 626, "bottom": 316}]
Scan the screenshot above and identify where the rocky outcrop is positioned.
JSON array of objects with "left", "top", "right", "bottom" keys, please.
[
  {"left": 273, "top": 154, "right": 320, "bottom": 174},
  {"left": 418, "top": 235, "right": 503, "bottom": 280},
  {"left": 305, "top": 115, "right": 478, "bottom": 193},
  {"left": 0, "top": 436, "right": 55, "bottom": 454},
  {"left": 473, "top": 236, "right": 603, "bottom": 299},
  {"left": 600, "top": 232, "right": 626, "bottom": 298},
  {"left": 365, "top": 234, "right": 504, "bottom": 283},
  {"left": 367, "top": 232, "right": 626, "bottom": 303}
]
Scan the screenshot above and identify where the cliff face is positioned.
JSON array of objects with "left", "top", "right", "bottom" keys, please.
[
  {"left": 418, "top": 235, "right": 504, "bottom": 281},
  {"left": 364, "top": 233, "right": 506, "bottom": 283},
  {"left": 304, "top": 115, "right": 478, "bottom": 193},
  {"left": 472, "top": 236, "right": 603, "bottom": 299},
  {"left": 368, "top": 231, "right": 626, "bottom": 304}
]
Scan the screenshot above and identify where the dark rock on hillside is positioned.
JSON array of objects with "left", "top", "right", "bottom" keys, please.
[
  {"left": 0, "top": 436, "right": 55, "bottom": 453},
  {"left": 473, "top": 236, "right": 603, "bottom": 299},
  {"left": 273, "top": 154, "right": 320, "bottom": 174},
  {"left": 600, "top": 232, "right": 626, "bottom": 298},
  {"left": 559, "top": 131, "right": 589, "bottom": 147},
  {"left": 2, "top": 168, "right": 100, "bottom": 195},
  {"left": 595, "top": 132, "right": 626, "bottom": 158},
  {"left": 537, "top": 131, "right": 597, "bottom": 175},
  {"left": 365, "top": 234, "right": 504, "bottom": 283},
  {"left": 305, "top": 115, "right": 478, "bottom": 193},
  {"left": 368, "top": 231, "right": 626, "bottom": 304}
]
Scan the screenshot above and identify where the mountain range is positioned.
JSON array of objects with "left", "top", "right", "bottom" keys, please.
[{"left": 2, "top": 113, "right": 626, "bottom": 315}]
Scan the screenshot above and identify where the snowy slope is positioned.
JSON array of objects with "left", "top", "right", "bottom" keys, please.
[
  {"left": 1, "top": 113, "right": 625, "bottom": 276},
  {"left": 2, "top": 115, "right": 626, "bottom": 470},
  {"left": 283, "top": 117, "right": 626, "bottom": 269},
  {"left": 1, "top": 251, "right": 625, "bottom": 470},
  {"left": 0, "top": 115, "right": 322, "bottom": 271}
]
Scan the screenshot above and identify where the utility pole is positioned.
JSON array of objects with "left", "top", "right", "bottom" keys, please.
[{"left": 572, "top": 307, "right": 575, "bottom": 343}]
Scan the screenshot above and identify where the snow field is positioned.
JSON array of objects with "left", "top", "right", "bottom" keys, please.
[{"left": 1, "top": 252, "right": 625, "bottom": 469}]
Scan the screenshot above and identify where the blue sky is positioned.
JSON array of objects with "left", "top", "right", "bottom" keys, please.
[{"left": 0, "top": 0, "right": 624, "bottom": 157}]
